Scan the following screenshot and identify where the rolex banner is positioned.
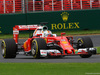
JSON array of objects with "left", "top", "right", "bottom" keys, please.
[
  {"left": 0, "top": 9, "right": 100, "bottom": 34},
  {"left": 27, "top": 9, "right": 100, "bottom": 31}
]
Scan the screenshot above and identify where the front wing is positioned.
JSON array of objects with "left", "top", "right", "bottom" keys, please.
[{"left": 40, "top": 48, "right": 97, "bottom": 57}]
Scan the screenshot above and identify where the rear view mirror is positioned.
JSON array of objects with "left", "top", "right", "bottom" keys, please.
[{"left": 61, "top": 32, "right": 66, "bottom": 36}]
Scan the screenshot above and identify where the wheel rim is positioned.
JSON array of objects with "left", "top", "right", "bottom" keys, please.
[
  {"left": 1, "top": 42, "right": 5, "bottom": 56},
  {"left": 31, "top": 42, "right": 36, "bottom": 55},
  {"left": 31, "top": 47, "right": 35, "bottom": 55},
  {"left": 2, "top": 48, "right": 5, "bottom": 54},
  {"left": 78, "top": 40, "right": 83, "bottom": 47}
]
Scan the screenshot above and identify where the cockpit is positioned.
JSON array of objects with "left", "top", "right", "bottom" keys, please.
[{"left": 33, "top": 26, "right": 56, "bottom": 37}]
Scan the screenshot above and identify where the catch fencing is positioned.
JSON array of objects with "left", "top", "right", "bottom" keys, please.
[{"left": 0, "top": 0, "right": 100, "bottom": 14}]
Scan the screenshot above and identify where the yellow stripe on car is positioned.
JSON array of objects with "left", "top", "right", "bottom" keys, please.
[{"left": 2, "top": 40, "right": 6, "bottom": 58}]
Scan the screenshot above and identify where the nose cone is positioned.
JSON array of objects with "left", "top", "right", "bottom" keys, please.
[{"left": 65, "top": 49, "right": 73, "bottom": 54}]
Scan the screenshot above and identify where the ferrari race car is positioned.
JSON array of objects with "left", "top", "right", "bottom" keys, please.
[{"left": 1, "top": 23, "right": 97, "bottom": 59}]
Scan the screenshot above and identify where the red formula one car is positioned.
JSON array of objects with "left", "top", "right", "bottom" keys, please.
[{"left": 1, "top": 23, "right": 97, "bottom": 59}]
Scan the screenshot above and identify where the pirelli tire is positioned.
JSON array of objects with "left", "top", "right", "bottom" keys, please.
[
  {"left": 77, "top": 36, "right": 93, "bottom": 58},
  {"left": 31, "top": 38, "right": 47, "bottom": 59},
  {"left": 1, "top": 39, "right": 17, "bottom": 58}
]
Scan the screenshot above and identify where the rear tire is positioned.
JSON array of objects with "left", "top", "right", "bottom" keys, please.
[
  {"left": 1, "top": 39, "right": 17, "bottom": 58},
  {"left": 31, "top": 38, "right": 47, "bottom": 59},
  {"left": 77, "top": 36, "right": 93, "bottom": 58}
]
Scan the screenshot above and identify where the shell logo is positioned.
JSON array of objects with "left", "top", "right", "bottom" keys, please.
[
  {"left": 62, "top": 41, "right": 67, "bottom": 44},
  {"left": 65, "top": 45, "right": 70, "bottom": 48}
]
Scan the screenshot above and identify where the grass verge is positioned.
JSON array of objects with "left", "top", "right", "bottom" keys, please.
[
  {"left": 0, "top": 30, "right": 100, "bottom": 39},
  {"left": 53, "top": 30, "right": 100, "bottom": 35},
  {"left": 0, "top": 63, "right": 100, "bottom": 75},
  {"left": 96, "top": 46, "right": 100, "bottom": 53}
]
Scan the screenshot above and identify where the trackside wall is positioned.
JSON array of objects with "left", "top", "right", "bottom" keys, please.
[
  {"left": 0, "top": 9, "right": 100, "bottom": 34},
  {"left": 0, "top": 14, "right": 26, "bottom": 34}
]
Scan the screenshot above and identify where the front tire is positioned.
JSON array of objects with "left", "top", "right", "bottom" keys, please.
[
  {"left": 31, "top": 38, "right": 47, "bottom": 59},
  {"left": 77, "top": 36, "right": 93, "bottom": 58},
  {"left": 1, "top": 39, "right": 17, "bottom": 58}
]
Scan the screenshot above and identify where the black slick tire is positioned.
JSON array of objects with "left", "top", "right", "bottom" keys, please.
[
  {"left": 1, "top": 39, "right": 17, "bottom": 58},
  {"left": 31, "top": 38, "right": 47, "bottom": 59},
  {"left": 77, "top": 36, "right": 93, "bottom": 58}
]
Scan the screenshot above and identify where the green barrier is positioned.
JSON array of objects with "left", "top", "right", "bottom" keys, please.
[
  {"left": 0, "top": 9, "right": 100, "bottom": 34},
  {"left": 0, "top": 14, "right": 26, "bottom": 34},
  {"left": 27, "top": 9, "right": 100, "bottom": 31}
]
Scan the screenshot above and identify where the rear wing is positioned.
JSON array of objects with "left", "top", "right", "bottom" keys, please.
[{"left": 13, "top": 25, "right": 39, "bottom": 44}]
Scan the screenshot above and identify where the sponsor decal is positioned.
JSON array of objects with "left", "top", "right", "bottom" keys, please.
[
  {"left": 13, "top": 30, "right": 19, "bottom": 34},
  {"left": 61, "top": 39, "right": 66, "bottom": 41},
  {"left": 51, "top": 12, "right": 80, "bottom": 30},
  {"left": 18, "top": 25, "right": 38, "bottom": 29},
  {"left": 62, "top": 41, "right": 67, "bottom": 44},
  {"left": 61, "top": 12, "right": 69, "bottom": 22},
  {"left": 40, "top": 50, "right": 47, "bottom": 56},
  {"left": 19, "top": 25, "right": 27, "bottom": 29},
  {"left": 41, "top": 52, "right": 47, "bottom": 54},
  {"left": 13, "top": 28, "right": 19, "bottom": 34},
  {"left": 65, "top": 45, "right": 70, "bottom": 48},
  {"left": 48, "top": 39, "right": 54, "bottom": 41}
]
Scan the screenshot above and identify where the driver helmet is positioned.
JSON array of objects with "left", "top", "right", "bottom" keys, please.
[{"left": 43, "top": 26, "right": 48, "bottom": 31}]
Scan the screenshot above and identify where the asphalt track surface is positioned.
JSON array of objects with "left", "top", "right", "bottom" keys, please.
[{"left": 0, "top": 35, "right": 100, "bottom": 63}]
